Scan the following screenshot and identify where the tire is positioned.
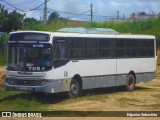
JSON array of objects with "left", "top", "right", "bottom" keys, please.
[
  {"left": 126, "top": 74, "right": 136, "bottom": 91},
  {"left": 68, "top": 79, "right": 80, "bottom": 99}
]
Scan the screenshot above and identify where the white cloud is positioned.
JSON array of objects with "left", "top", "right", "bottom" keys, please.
[{"left": 1, "top": 0, "right": 160, "bottom": 21}]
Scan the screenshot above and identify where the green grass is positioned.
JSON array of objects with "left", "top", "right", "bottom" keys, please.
[
  {"left": 22, "top": 20, "right": 87, "bottom": 31},
  {"left": 0, "top": 88, "right": 46, "bottom": 111},
  {"left": 0, "top": 52, "right": 7, "bottom": 66},
  {"left": 0, "top": 87, "right": 121, "bottom": 111},
  {"left": 84, "top": 18, "right": 160, "bottom": 38},
  {"left": 21, "top": 17, "right": 160, "bottom": 39}
]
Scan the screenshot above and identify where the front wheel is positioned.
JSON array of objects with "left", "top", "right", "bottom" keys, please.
[
  {"left": 126, "top": 74, "right": 136, "bottom": 91},
  {"left": 68, "top": 79, "right": 80, "bottom": 99}
]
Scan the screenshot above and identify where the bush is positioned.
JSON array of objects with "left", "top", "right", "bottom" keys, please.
[{"left": 0, "top": 33, "right": 8, "bottom": 66}]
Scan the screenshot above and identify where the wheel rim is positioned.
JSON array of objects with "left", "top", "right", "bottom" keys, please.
[
  {"left": 70, "top": 83, "right": 78, "bottom": 95},
  {"left": 129, "top": 76, "right": 133, "bottom": 86},
  {"left": 127, "top": 75, "right": 135, "bottom": 90}
]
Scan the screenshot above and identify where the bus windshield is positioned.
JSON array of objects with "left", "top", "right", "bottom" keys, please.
[{"left": 7, "top": 43, "right": 52, "bottom": 72}]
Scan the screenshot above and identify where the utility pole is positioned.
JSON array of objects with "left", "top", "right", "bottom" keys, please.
[
  {"left": 90, "top": 4, "right": 93, "bottom": 22},
  {"left": 117, "top": 10, "right": 120, "bottom": 19},
  {"left": 43, "top": 0, "right": 48, "bottom": 24}
]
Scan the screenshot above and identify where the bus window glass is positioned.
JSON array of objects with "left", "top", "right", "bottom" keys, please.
[
  {"left": 54, "top": 43, "right": 67, "bottom": 60},
  {"left": 68, "top": 39, "right": 81, "bottom": 48},
  {"left": 83, "top": 39, "right": 97, "bottom": 48},
  {"left": 68, "top": 39, "right": 82, "bottom": 59},
  {"left": 82, "top": 39, "right": 97, "bottom": 58},
  {"left": 7, "top": 43, "right": 52, "bottom": 71},
  {"left": 116, "top": 39, "right": 124, "bottom": 48},
  {"left": 98, "top": 39, "right": 111, "bottom": 58},
  {"left": 98, "top": 39, "right": 111, "bottom": 48}
]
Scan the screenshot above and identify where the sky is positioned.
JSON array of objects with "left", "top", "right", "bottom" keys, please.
[{"left": 1, "top": 0, "right": 160, "bottom": 22}]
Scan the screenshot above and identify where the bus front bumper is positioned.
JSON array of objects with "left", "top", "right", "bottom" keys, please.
[{"left": 5, "top": 79, "right": 70, "bottom": 93}]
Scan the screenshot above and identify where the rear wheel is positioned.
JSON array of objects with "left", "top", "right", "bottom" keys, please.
[
  {"left": 126, "top": 74, "right": 136, "bottom": 91},
  {"left": 68, "top": 79, "right": 80, "bottom": 99}
]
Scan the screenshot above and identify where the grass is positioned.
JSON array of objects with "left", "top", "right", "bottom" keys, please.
[
  {"left": 0, "top": 88, "right": 46, "bottom": 111},
  {"left": 22, "top": 20, "right": 87, "bottom": 31},
  {"left": 0, "top": 52, "right": 7, "bottom": 66},
  {"left": 0, "top": 87, "right": 124, "bottom": 111},
  {"left": 21, "top": 17, "right": 160, "bottom": 39},
  {"left": 85, "top": 18, "right": 160, "bottom": 38},
  {"left": 146, "top": 103, "right": 160, "bottom": 110},
  {"left": 117, "top": 97, "right": 141, "bottom": 103}
]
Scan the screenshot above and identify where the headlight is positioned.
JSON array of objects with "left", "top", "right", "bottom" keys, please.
[{"left": 40, "top": 80, "right": 52, "bottom": 86}]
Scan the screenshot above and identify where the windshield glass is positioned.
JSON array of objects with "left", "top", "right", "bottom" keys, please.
[{"left": 7, "top": 43, "right": 52, "bottom": 71}]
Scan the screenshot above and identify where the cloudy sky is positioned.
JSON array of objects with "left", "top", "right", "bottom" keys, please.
[{"left": 1, "top": 0, "right": 160, "bottom": 21}]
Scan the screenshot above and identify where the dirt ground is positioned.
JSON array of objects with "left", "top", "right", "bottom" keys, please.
[
  {"left": 0, "top": 66, "right": 5, "bottom": 87},
  {"left": 53, "top": 79, "right": 160, "bottom": 111}
]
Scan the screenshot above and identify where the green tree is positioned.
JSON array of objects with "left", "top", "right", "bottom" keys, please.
[
  {"left": 23, "top": 17, "right": 38, "bottom": 23},
  {"left": 0, "top": 4, "right": 9, "bottom": 31},
  {"left": 138, "top": 12, "right": 146, "bottom": 18},
  {"left": 48, "top": 11, "right": 60, "bottom": 22},
  {"left": 0, "top": 4, "right": 25, "bottom": 33}
]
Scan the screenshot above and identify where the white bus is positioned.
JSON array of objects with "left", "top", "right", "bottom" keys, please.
[{"left": 5, "top": 28, "right": 156, "bottom": 98}]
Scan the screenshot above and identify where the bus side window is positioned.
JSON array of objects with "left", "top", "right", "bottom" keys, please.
[
  {"left": 53, "top": 41, "right": 69, "bottom": 68},
  {"left": 54, "top": 43, "right": 67, "bottom": 60}
]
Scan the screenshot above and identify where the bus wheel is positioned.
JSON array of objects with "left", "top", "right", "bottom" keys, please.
[
  {"left": 68, "top": 79, "right": 80, "bottom": 99},
  {"left": 126, "top": 74, "right": 135, "bottom": 91}
]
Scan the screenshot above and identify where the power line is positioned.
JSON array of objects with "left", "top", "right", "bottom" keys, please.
[
  {"left": 11, "top": 0, "right": 37, "bottom": 5},
  {"left": 63, "top": 0, "right": 90, "bottom": 5},
  {"left": 0, "top": 0, "right": 50, "bottom": 12},
  {"left": 31, "top": 0, "right": 50, "bottom": 12},
  {"left": 0, "top": 0, "right": 116, "bottom": 21},
  {"left": 69, "top": 11, "right": 90, "bottom": 19},
  {"left": 48, "top": 8, "right": 90, "bottom": 16},
  {"left": 0, "top": 0, "right": 25, "bottom": 12},
  {"left": 94, "top": 14, "right": 117, "bottom": 18}
]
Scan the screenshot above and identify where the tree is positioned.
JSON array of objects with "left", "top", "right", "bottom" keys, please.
[
  {"left": 0, "top": 4, "right": 25, "bottom": 33},
  {"left": 138, "top": 12, "right": 146, "bottom": 18},
  {"left": 0, "top": 4, "right": 8, "bottom": 31},
  {"left": 48, "top": 11, "right": 60, "bottom": 22},
  {"left": 23, "top": 17, "right": 38, "bottom": 23}
]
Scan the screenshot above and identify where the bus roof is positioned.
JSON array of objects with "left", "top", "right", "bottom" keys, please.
[
  {"left": 9, "top": 28, "right": 155, "bottom": 40},
  {"left": 57, "top": 27, "right": 119, "bottom": 35},
  {"left": 10, "top": 31, "right": 53, "bottom": 35}
]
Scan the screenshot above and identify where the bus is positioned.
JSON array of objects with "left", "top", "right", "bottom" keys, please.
[{"left": 5, "top": 28, "right": 156, "bottom": 98}]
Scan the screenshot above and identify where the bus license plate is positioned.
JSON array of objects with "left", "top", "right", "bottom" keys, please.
[{"left": 19, "top": 86, "right": 28, "bottom": 90}]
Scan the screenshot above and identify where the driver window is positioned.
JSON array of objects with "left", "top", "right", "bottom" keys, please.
[{"left": 54, "top": 43, "right": 67, "bottom": 60}]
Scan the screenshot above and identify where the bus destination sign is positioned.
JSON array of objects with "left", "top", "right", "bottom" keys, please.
[{"left": 9, "top": 32, "right": 50, "bottom": 41}]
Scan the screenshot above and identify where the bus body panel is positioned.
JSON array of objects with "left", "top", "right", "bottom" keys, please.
[
  {"left": 117, "top": 58, "right": 156, "bottom": 74},
  {"left": 67, "top": 59, "right": 116, "bottom": 78}
]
